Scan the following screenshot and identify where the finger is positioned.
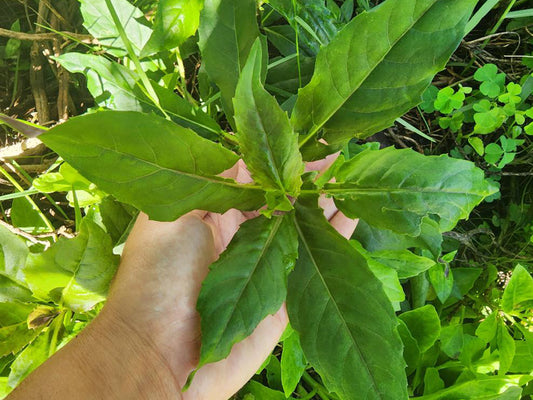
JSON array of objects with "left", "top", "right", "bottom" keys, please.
[
  {"left": 203, "top": 209, "right": 248, "bottom": 254},
  {"left": 329, "top": 211, "right": 358, "bottom": 239},
  {"left": 305, "top": 151, "right": 340, "bottom": 174},
  {"left": 319, "top": 195, "right": 337, "bottom": 220},
  {"left": 184, "top": 305, "right": 289, "bottom": 400}
]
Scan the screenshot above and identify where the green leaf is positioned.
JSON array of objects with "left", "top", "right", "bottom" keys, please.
[
  {"left": 241, "top": 380, "right": 287, "bottom": 400},
  {"left": 0, "top": 224, "right": 29, "bottom": 284},
  {"left": 353, "top": 217, "right": 442, "bottom": 259},
  {"left": 440, "top": 322, "right": 463, "bottom": 358},
  {"left": 7, "top": 329, "right": 51, "bottom": 389},
  {"left": 497, "top": 320, "right": 515, "bottom": 375},
  {"left": 281, "top": 327, "right": 307, "bottom": 397},
  {"left": 474, "top": 64, "right": 506, "bottom": 98},
  {"left": 0, "top": 302, "right": 42, "bottom": 357},
  {"left": 502, "top": 264, "right": 533, "bottom": 313},
  {"left": 428, "top": 263, "right": 454, "bottom": 303},
  {"left": 293, "top": 0, "right": 476, "bottom": 153},
  {"left": 197, "top": 215, "right": 297, "bottom": 367},
  {"left": 10, "top": 198, "right": 49, "bottom": 235},
  {"left": 142, "top": 0, "right": 203, "bottom": 56},
  {"left": 234, "top": 40, "right": 304, "bottom": 204},
  {"left": 0, "top": 275, "right": 33, "bottom": 304},
  {"left": 327, "top": 147, "right": 493, "bottom": 235},
  {"left": 399, "top": 305, "right": 440, "bottom": 353},
  {"left": 198, "top": 0, "right": 260, "bottom": 124},
  {"left": 40, "top": 111, "right": 265, "bottom": 221},
  {"left": 509, "top": 340, "right": 533, "bottom": 373},
  {"left": 23, "top": 219, "right": 119, "bottom": 313},
  {"left": 78, "top": 0, "right": 152, "bottom": 57},
  {"left": 416, "top": 377, "right": 524, "bottom": 400},
  {"left": 397, "top": 319, "right": 420, "bottom": 375},
  {"left": 56, "top": 53, "right": 222, "bottom": 140},
  {"left": 287, "top": 196, "right": 407, "bottom": 400},
  {"left": 475, "top": 312, "right": 498, "bottom": 343},
  {"left": 423, "top": 368, "right": 445, "bottom": 395},
  {"left": 370, "top": 250, "right": 436, "bottom": 279}
]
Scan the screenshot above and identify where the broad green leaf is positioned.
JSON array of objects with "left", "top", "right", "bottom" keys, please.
[
  {"left": 281, "top": 327, "right": 307, "bottom": 397},
  {"left": 416, "top": 377, "right": 525, "bottom": 400},
  {"left": 98, "top": 197, "right": 138, "bottom": 246},
  {"left": 399, "top": 305, "right": 440, "bottom": 353},
  {"left": 428, "top": 263, "right": 454, "bottom": 303},
  {"left": 23, "top": 219, "right": 119, "bottom": 313},
  {"left": 501, "top": 264, "right": 533, "bottom": 313},
  {"left": 353, "top": 217, "right": 442, "bottom": 259},
  {"left": 56, "top": 53, "right": 222, "bottom": 140},
  {"left": 448, "top": 268, "right": 482, "bottom": 301},
  {"left": 241, "top": 380, "right": 287, "bottom": 400},
  {"left": 234, "top": 39, "right": 304, "bottom": 199},
  {"left": 78, "top": 0, "right": 151, "bottom": 57},
  {"left": 370, "top": 250, "right": 436, "bottom": 279},
  {"left": 287, "top": 196, "right": 407, "bottom": 400},
  {"left": 397, "top": 319, "right": 420, "bottom": 375},
  {"left": 198, "top": 0, "right": 260, "bottom": 124},
  {"left": 475, "top": 312, "right": 498, "bottom": 343},
  {"left": 440, "top": 323, "right": 463, "bottom": 358},
  {"left": 142, "top": 0, "right": 203, "bottom": 56},
  {"left": 351, "top": 241, "right": 404, "bottom": 309},
  {"left": 0, "top": 224, "right": 28, "bottom": 283},
  {"left": 10, "top": 198, "right": 49, "bottom": 235},
  {"left": 0, "top": 275, "right": 33, "bottom": 303},
  {"left": 509, "top": 340, "right": 533, "bottom": 373},
  {"left": 497, "top": 320, "right": 515, "bottom": 375},
  {"left": 197, "top": 215, "right": 297, "bottom": 367},
  {"left": 423, "top": 368, "right": 445, "bottom": 395},
  {"left": 40, "top": 111, "right": 265, "bottom": 221},
  {"left": 293, "top": 0, "right": 477, "bottom": 154},
  {"left": 327, "top": 147, "right": 493, "bottom": 235},
  {"left": 7, "top": 329, "right": 51, "bottom": 389},
  {"left": 0, "top": 302, "right": 41, "bottom": 357}
]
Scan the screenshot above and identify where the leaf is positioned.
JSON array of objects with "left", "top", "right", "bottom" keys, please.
[
  {"left": 428, "top": 263, "right": 454, "bottom": 303},
  {"left": 39, "top": 111, "right": 265, "bottom": 221},
  {"left": 440, "top": 322, "right": 463, "bottom": 358},
  {"left": 198, "top": 0, "right": 260, "bottom": 124},
  {"left": 423, "top": 368, "right": 444, "bottom": 395},
  {"left": 0, "top": 302, "right": 42, "bottom": 357},
  {"left": 0, "top": 224, "right": 29, "bottom": 283},
  {"left": 501, "top": 264, "right": 533, "bottom": 314},
  {"left": 399, "top": 305, "right": 440, "bottom": 353},
  {"left": 497, "top": 320, "right": 515, "bottom": 375},
  {"left": 475, "top": 312, "right": 498, "bottom": 343},
  {"left": 281, "top": 327, "right": 307, "bottom": 397},
  {"left": 241, "top": 380, "right": 287, "bottom": 400},
  {"left": 7, "top": 329, "right": 51, "bottom": 389},
  {"left": 415, "top": 377, "right": 525, "bottom": 400},
  {"left": 197, "top": 215, "right": 297, "bottom": 367},
  {"left": 353, "top": 217, "right": 442, "bottom": 259},
  {"left": 0, "top": 275, "right": 33, "bottom": 304},
  {"left": 370, "top": 250, "right": 436, "bottom": 279},
  {"left": 10, "top": 198, "right": 49, "bottom": 235},
  {"left": 142, "top": 0, "right": 203, "bottom": 56},
  {"left": 23, "top": 219, "right": 119, "bottom": 313},
  {"left": 397, "top": 319, "right": 420, "bottom": 375},
  {"left": 293, "top": 0, "right": 476, "bottom": 153},
  {"left": 327, "top": 147, "right": 493, "bottom": 236},
  {"left": 78, "top": 0, "right": 152, "bottom": 57},
  {"left": 509, "top": 340, "right": 533, "bottom": 373},
  {"left": 56, "top": 53, "right": 222, "bottom": 140},
  {"left": 287, "top": 196, "right": 407, "bottom": 400},
  {"left": 234, "top": 39, "right": 304, "bottom": 200}
]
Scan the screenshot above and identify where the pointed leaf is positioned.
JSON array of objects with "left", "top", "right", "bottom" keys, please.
[
  {"left": 40, "top": 111, "right": 265, "bottom": 221},
  {"left": 0, "top": 302, "right": 42, "bottom": 357},
  {"left": 142, "top": 0, "right": 203, "bottom": 56},
  {"left": 502, "top": 264, "right": 533, "bottom": 313},
  {"left": 198, "top": 215, "right": 297, "bottom": 366},
  {"left": 281, "top": 327, "right": 307, "bottom": 397},
  {"left": 23, "top": 219, "right": 119, "bottom": 313},
  {"left": 370, "top": 250, "right": 436, "bottom": 279},
  {"left": 293, "top": 0, "right": 476, "bottom": 152},
  {"left": 326, "top": 147, "right": 494, "bottom": 235},
  {"left": 399, "top": 305, "right": 440, "bottom": 353},
  {"left": 79, "top": 0, "right": 151, "bottom": 57},
  {"left": 234, "top": 39, "right": 304, "bottom": 197},
  {"left": 416, "top": 377, "right": 525, "bottom": 400},
  {"left": 56, "top": 53, "right": 223, "bottom": 140},
  {"left": 287, "top": 196, "right": 407, "bottom": 399},
  {"left": 199, "top": 0, "right": 260, "bottom": 123},
  {"left": 0, "top": 224, "right": 28, "bottom": 283}
]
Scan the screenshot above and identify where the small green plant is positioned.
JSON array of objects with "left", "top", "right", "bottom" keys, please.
[{"left": 3, "top": 0, "right": 533, "bottom": 399}]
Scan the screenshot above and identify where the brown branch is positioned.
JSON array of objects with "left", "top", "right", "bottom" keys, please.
[{"left": 0, "top": 27, "right": 94, "bottom": 43}]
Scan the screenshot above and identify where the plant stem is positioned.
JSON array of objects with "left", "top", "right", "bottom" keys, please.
[
  {"left": 302, "top": 371, "right": 331, "bottom": 400},
  {"left": 48, "top": 310, "right": 66, "bottom": 357}
]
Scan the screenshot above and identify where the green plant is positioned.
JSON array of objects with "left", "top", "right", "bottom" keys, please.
[{"left": 3, "top": 0, "right": 533, "bottom": 399}]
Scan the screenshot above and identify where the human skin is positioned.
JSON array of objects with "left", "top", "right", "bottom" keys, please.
[{"left": 8, "top": 159, "right": 356, "bottom": 400}]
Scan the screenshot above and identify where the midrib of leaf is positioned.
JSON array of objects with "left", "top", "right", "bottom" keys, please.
[
  {"left": 298, "top": 0, "right": 437, "bottom": 148},
  {"left": 292, "top": 215, "right": 380, "bottom": 396},
  {"left": 60, "top": 234, "right": 90, "bottom": 307},
  {"left": 203, "top": 216, "right": 283, "bottom": 362},
  {"left": 56, "top": 139, "right": 263, "bottom": 191}
]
